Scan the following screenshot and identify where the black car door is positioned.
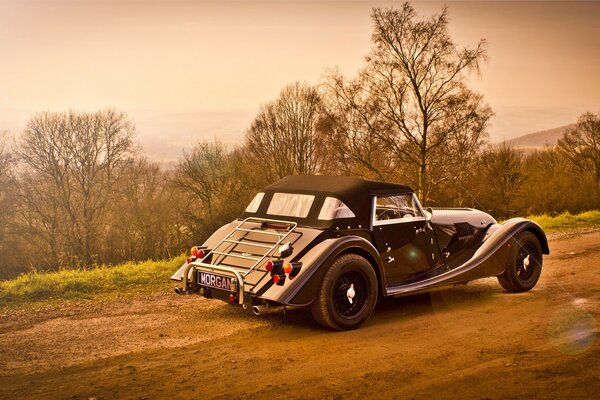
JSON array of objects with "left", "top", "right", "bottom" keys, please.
[{"left": 371, "top": 194, "right": 438, "bottom": 285}]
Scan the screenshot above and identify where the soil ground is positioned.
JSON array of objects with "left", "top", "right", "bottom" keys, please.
[{"left": 1, "top": 231, "right": 599, "bottom": 400}]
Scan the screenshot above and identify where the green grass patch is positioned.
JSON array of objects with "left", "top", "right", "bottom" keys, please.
[
  {"left": 0, "top": 255, "right": 186, "bottom": 309},
  {"left": 528, "top": 210, "right": 600, "bottom": 233}
]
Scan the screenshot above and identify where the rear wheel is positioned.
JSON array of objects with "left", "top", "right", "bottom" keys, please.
[
  {"left": 311, "top": 254, "right": 378, "bottom": 330},
  {"left": 498, "top": 231, "right": 543, "bottom": 292}
]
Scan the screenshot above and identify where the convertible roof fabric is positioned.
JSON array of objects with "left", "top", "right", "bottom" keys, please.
[
  {"left": 242, "top": 175, "right": 414, "bottom": 229},
  {"left": 264, "top": 175, "right": 413, "bottom": 198}
]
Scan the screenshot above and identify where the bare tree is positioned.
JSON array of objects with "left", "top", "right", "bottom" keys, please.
[
  {"left": 174, "top": 141, "right": 256, "bottom": 241},
  {"left": 428, "top": 90, "right": 492, "bottom": 205},
  {"left": 16, "top": 109, "right": 137, "bottom": 267},
  {"left": 321, "top": 71, "right": 397, "bottom": 180},
  {"left": 327, "top": 4, "right": 491, "bottom": 201},
  {"left": 0, "top": 132, "right": 11, "bottom": 208},
  {"left": 246, "top": 82, "right": 326, "bottom": 181},
  {"left": 476, "top": 142, "right": 526, "bottom": 217},
  {"left": 105, "top": 158, "right": 185, "bottom": 262},
  {"left": 0, "top": 133, "right": 19, "bottom": 276},
  {"left": 558, "top": 112, "right": 600, "bottom": 183}
]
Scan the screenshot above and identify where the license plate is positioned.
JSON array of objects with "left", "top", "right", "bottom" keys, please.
[{"left": 197, "top": 271, "right": 231, "bottom": 291}]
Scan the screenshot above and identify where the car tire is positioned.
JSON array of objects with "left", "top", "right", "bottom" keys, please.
[
  {"left": 310, "top": 253, "right": 378, "bottom": 330},
  {"left": 498, "top": 231, "right": 543, "bottom": 293}
]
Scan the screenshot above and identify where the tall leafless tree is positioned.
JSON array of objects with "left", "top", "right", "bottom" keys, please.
[
  {"left": 16, "top": 109, "right": 137, "bottom": 267},
  {"left": 321, "top": 71, "right": 397, "bottom": 180},
  {"left": 174, "top": 141, "right": 256, "bottom": 241},
  {"left": 325, "top": 4, "right": 491, "bottom": 201},
  {"left": 246, "top": 82, "right": 326, "bottom": 181}
]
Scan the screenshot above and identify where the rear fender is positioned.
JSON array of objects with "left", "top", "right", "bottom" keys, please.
[{"left": 259, "top": 235, "right": 384, "bottom": 306}]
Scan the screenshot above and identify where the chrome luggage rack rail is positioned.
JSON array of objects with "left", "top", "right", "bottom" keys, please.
[{"left": 181, "top": 217, "right": 298, "bottom": 304}]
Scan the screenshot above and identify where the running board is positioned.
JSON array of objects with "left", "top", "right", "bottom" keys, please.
[{"left": 385, "top": 283, "right": 456, "bottom": 297}]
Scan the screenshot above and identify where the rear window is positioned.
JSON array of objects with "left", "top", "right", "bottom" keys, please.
[
  {"left": 318, "top": 197, "right": 356, "bottom": 220},
  {"left": 245, "top": 192, "right": 264, "bottom": 213},
  {"left": 267, "top": 193, "right": 315, "bottom": 218}
]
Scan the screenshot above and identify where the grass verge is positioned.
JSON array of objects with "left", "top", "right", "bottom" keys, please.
[
  {"left": 0, "top": 255, "right": 186, "bottom": 309},
  {"left": 528, "top": 210, "right": 600, "bottom": 233},
  {"left": 2, "top": 210, "right": 599, "bottom": 309}
]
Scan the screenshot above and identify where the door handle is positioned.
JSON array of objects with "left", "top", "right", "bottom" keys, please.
[{"left": 384, "top": 256, "right": 395, "bottom": 263}]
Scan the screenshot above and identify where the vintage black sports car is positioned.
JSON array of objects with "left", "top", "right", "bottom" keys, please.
[{"left": 172, "top": 175, "right": 549, "bottom": 330}]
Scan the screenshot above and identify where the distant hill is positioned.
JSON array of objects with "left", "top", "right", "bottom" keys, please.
[{"left": 506, "top": 124, "right": 575, "bottom": 148}]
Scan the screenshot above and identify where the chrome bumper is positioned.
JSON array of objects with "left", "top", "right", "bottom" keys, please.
[{"left": 180, "top": 261, "right": 246, "bottom": 305}]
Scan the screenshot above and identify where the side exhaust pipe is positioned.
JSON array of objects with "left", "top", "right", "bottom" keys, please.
[{"left": 174, "top": 287, "right": 182, "bottom": 295}]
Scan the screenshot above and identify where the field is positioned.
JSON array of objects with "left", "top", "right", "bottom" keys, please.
[{"left": 0, "top": 217, "right": 599, "bottom": 399}]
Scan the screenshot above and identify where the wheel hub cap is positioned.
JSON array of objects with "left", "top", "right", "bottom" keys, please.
[{"left": 346, "top": 283, "right": 355, "bottom": 304}]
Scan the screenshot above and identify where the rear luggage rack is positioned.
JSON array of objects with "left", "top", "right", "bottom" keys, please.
[{"left": 181, "top": 217, "right": 298, "bottom": 303}]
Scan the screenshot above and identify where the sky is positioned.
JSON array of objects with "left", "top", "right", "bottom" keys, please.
[{"left": 1, "top": 1, "right": 599, "bottom": 161}]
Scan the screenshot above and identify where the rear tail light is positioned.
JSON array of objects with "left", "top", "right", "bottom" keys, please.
[
  {"left": 264, "top": 260, "right": 283, "bottom": 275},
  {"left": 261, "top": 222, "right": 291, "bottom": 230},
  {"left": 273, "top": 274, "right": 286, "bottom": 286},
  {"left": 190, "top": 247, "right": 209, "bottom": 262},
  {"left": 283, "top": 262, "right": 302, "bottom": 278},
  {"left": 265, "top": 260, "right": 274, "bottom": 272},
  {"left": 228, "top": 293, "right": 236, "bottom": 303}
]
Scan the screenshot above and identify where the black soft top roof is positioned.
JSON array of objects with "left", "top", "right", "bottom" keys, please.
[
  {"left": 242, "top": 175, "right": 414, "bottom": 229},
  {"left": 264, "top": 175, "right": 413, "bottom": 199}
]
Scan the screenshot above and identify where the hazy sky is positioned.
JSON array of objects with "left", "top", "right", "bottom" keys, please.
[{"left": 1, "top": 0, "right": 599, "bottom": 157}]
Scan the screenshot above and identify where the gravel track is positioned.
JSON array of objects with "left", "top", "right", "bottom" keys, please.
[{"left": 1, "top": 231, "right": 599, "bottom": 399}]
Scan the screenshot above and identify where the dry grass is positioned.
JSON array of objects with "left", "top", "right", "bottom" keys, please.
[
  {"left": 528, "top": 210, "right": 600, "bottom": 233},
  {"left": 0, "top": 256, "right": 186, "bottom": 309}
]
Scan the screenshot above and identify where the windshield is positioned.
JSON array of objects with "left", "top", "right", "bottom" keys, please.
[{"left": 266, "top": 193, "right": 315, "bottom": 218}]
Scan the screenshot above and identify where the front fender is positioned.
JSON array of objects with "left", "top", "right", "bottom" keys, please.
[
  {"left": 258, "top": 235, "right": 384, "bottom": 307},
  {"left": 385, "top": 218, "right": 550, "bottom": 296}
]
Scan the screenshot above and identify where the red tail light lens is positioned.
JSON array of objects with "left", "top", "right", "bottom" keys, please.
[
  {"left": 197, "top": 248, "right": 205, "bottom": 258},
  {"left": 228, "top": 293, "right": 236, "bottom": 302},
  {"left": 273, "top": 274, "right": 285, "bottom": 286},
  {"left": 265, "top": 260, "right": 274, "bottom": 272}
]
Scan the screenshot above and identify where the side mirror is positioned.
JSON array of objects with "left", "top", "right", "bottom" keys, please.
[{"left": 424, "top": 207, "right": 433, "bottom": 221}]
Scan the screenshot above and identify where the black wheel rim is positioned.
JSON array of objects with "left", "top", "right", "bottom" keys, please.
[
  {"left": 515, "top": 243, "right": 537, "bottom": 281},
  {"left": 332, "top": 270, "right": 369, "bottom": 319}
]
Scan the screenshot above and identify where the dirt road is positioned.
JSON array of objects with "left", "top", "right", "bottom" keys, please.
[{"left": 1, "top": 232, "right": 599, "bottom": 399}]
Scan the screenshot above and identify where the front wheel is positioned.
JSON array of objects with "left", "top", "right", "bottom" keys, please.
[
  {"left": 498, "top": 231, "right": 543, "bottom": 293},
  {"left": 310, "top": 254, "right": 378, "bottom": 330}
]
